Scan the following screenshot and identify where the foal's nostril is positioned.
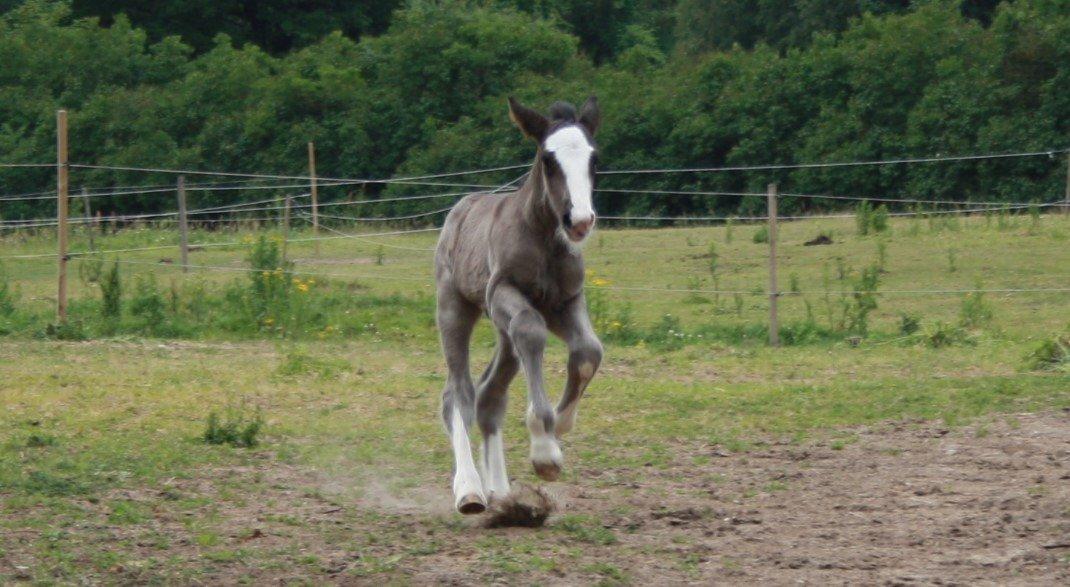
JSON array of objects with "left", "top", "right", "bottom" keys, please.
[{"left": 562, "top": 212, "right": 573, "bottom": 228}]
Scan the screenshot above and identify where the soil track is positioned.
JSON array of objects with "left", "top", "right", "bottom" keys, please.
[
  {"left": 3, "top": 412, "right": 1068, "bottom": 584},
  {"left": 405, "top": 411, "right": 1070, "bottom": 585}
]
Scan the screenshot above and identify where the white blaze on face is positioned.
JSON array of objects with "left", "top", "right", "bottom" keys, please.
[{"left": 544, "top": 126, "right": 595, "bottom": 225}]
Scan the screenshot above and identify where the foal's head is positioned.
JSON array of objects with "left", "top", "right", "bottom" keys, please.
[{"left": 508, "top": 96, "right": 601, "bottom": 243}]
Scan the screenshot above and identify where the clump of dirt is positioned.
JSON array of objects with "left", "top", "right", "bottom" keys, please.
[
  {"left": 483, "top": 482, "right": 556, "bottom": 528},
  {"left": 804, "top": 234, "right": 834, "bottom": 246}
]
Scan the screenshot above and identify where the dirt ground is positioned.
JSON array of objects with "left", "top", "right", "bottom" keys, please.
[{"left": 4, "top": 411, "right": 1069, "bottom": 585}]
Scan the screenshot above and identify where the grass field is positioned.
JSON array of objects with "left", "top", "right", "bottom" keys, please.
[{"left": 1, "top": 211, "right": 1068, "bottom": 583}]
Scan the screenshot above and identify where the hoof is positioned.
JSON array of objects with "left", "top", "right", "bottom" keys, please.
[
  {"left": 532, "top": 460, "right": 561, "bottom": 481},
  {"left": 456, "top": 493, "right": 487, "bottom": 515}
]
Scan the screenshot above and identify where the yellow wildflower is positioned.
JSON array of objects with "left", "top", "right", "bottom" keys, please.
[
  {"left": 297, "top": 283, "right": 310, "bottom": 293},
  {"left": 261, "top": 271, "right": 271, "bottom": 278},
  {"left": 591, "top": 277, "right": 610, "bottom": 287}
]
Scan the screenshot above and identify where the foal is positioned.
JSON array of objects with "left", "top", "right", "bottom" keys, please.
[{"left": 434, "top": 97, "right": 604, "bottom": 514}]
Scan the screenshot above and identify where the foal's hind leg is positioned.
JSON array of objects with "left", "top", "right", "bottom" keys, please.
[
  {"left": 437, "top": 289, "right": 485, "bottom": 514},
  {"left": 488, "top": 282, "right": 563, "bottom": 481},
  {"left": 476, "top": 332, "right": 519, "bottom": 499}
]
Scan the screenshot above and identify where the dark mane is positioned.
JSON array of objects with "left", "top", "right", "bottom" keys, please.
[{"left": 548, "top": 102, "right": 576, "bottom": 123}]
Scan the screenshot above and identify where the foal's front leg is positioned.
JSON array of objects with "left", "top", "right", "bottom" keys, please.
[
  {"left": 488, "top": 282, "right": 564, "bottom": 481},
  {"left": 549, "top": 293, "right": 603, "bottom": 438}
]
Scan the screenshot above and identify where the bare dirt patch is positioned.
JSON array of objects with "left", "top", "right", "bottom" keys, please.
[{"left": 3, "top": 413, "right": 1067, "bottom": 584}]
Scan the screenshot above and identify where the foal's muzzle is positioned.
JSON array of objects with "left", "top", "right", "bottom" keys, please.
[{"left": 563, "top": 210, "right": 595, "bottom": 243}]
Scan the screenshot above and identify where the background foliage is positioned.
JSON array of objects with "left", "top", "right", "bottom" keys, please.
[{"left": 1, "top": 0, "right": 1067, "bottom": 220}]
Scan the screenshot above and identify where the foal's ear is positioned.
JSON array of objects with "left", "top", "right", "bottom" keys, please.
[
  {"left": 578, "top": 95, "right": 601, "bottom": 136},
  {"left": 508, "top": 97, "right": 549, "bottom": 142}
]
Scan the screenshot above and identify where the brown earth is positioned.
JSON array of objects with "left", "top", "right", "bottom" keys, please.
[{"left": 3, "top": 412, "right": 1068, "bottom": 585}]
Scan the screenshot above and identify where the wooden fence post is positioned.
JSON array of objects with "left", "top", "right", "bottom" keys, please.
[
  {"left": 767, "top": 183, "right": 780, "bottom": 347},
  {"left": 282, "top": 195, "right": 292, "bottom": 263},
  {"left": 81, "top": 186, "right": 95, "bottom": 252},
  {"left": 56, "top": 110, "right": 69, "bottom": 324},
  {"left": 308, "top": 141, "right": 319, "bottom": 255},
  {"left": 177, "top": 175, "right": 189, "bottom": 272}
]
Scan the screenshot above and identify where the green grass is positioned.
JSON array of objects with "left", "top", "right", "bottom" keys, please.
[{"left": 0, "top": 213, "right": 1068, "bottom": 581}]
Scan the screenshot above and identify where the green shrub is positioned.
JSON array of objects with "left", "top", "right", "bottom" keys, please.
[
  {"left": 752, "top": 225, "right": 769, "bottom": 244},
  {"left": 1028, "top": 202, "right": 1041, "bottom": 233},
  {"left": 100, "top": 261, "right": 122, "bottom": 319},
  {"left": 855, "top": 200, "right": 873, "bottom": 236},
  {"left": 0, "top": 262, "right": 17, "bottom": 317},
  {"left": 871, "top": 205, "right": 889, "bottom": 233},
  {"left": 997, "top": 206, "right": 1012, "bottom": 230},
  {"left": 707, "top": 242, "right": 719, "bottom": 277},
  {"left": 43, "top": 320, "right": 88, "bottom": 341},
  {"left": 1023, "top": 335, "right": 1069, "bottom": 372},
  {"left": 847, "top": 266, "right": 880, "bottom": 336},
  {"left": 706, "top": 242, "right": 722, "bottom": 307},
  {"left": 129, "top": 273, "right": 166, "bottom": 331},
  {"left": 959, "top": 286, "right": 993, "bottom": 329},
  {"left": 856, "top": 201, "right": 888, "bottom": 236},
  {"left": 245, "top": 236, "right": 295, "bottom": 330}
]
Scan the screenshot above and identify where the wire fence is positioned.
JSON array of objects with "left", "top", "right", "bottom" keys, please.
[{"left": 3, "top": 143, "right": 1070, "bottom": 343}]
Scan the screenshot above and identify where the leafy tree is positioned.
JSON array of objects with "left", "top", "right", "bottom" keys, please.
[{"left": 69, "top": 0, "right": 402, "bottom": 54}]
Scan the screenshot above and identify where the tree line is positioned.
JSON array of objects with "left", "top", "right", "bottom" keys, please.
[{"left": 0, "top": 0, "right": 1067, "bottom": 220}]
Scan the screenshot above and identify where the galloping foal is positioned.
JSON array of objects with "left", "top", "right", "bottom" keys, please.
[{"left": 434, "top": 97, "right": 604, "bottom": 514}]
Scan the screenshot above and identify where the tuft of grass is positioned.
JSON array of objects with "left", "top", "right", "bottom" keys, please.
[
  {"left": 752, "top": 225, "right": 769, "bottom": 244},
  {"left": 108, "top": 500, "right": 147, "bottom": 525},
  {"left": 25, "top": 433, "right": 57, "bottom": 448},
  {"left": 275, "top": 349, "right": 349, "bottom": 379},
  {"left": 555, "top": 514, "right": 617, "bottom": 545},
  {"left": 923, "top": 321, "right": 971, "bottom": 348},
  {"left": 203, "top": 408, "right": 263, "bottom": 448},
  {"left": 899, "top": 313, "right": 920, "bottom": 336},
  {"left": 22, "top": 469, "right": 90, "bottom": 496}
]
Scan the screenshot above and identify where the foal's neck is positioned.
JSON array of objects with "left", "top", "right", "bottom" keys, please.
[{"left": 518, "top": 159, "right": 559, "bottom": 237}]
